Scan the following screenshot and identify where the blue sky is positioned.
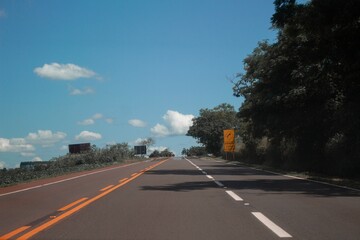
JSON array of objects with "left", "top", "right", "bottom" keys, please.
[{"left": 0, "top": 0, "right": 278, "bottom": 168}]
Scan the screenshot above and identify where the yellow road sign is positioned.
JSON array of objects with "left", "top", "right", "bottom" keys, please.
[
  {"left": 224, "top": 143, "right": 235, "bottom": 152},
  {"left": 224, "top": 129, "right": 235, "bottom": 144},
  {"left": 224, "top": 129, "right": 235, "bottom": 152}
]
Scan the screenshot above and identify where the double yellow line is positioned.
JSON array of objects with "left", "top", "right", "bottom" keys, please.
[{"left": 0, "top": 159, "right": 167, "bottom": 240}]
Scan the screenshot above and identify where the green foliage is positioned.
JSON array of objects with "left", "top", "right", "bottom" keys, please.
[
  {"left": 187, "top": 103, "right": 240, "bottom": 156},
  {"left": 181, "top": 146, "right": 207, "bottom": 157},
  {"left": 0, "top": 143, "right": 136, "bottom": 187},
  {"left": 233, "top": 0, "right": 360, "bottom": 177},
  {"left": 149, "top": 149, "right": 175, "bottom": 158}
]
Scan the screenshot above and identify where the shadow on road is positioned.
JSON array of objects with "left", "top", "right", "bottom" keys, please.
[{"left": 142, "top": 167, "right": 360, "bottom": 197}]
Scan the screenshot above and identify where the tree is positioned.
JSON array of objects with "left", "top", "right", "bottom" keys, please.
[
  {"left": 182, "top": 146, "right": 207, "bottom": 156},
  {"left": 233, "top": 0, "right": 360, "bottom": 176},
  {"left": 187, "top": 103, "right": 240, "bottom": 156}
]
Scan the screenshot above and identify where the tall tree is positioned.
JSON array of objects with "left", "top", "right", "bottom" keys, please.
[
  {"left": 187, "top": 103, "right": 240, "bottom": 156},
  {"left": 233, "top": 0, "right": 360, "bottom": 176}
]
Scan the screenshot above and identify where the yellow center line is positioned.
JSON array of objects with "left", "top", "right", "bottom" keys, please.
[
  {"left": 0, "top": 226, "right": 30, "bottom": 240},
  {"left": 119, "top": 178, "right": 128, "bottom": 183},
  {"left": 100, "top": 185, "right": 114, "bottom": 192},
  {"left": 58, "top": 197, "right": 88, "bottom": 212},
  {"left": 15, "top": 160, "right": 168, "bottom": 240}
]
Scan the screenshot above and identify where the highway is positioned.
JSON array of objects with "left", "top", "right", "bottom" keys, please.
[{"left": 0, "top": 157, "right": 359, "bottom": 240}]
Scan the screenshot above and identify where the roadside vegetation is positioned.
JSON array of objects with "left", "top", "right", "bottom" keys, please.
[
  {"left": 187, "top": 0, "right": 360, "bottom": 179},
  {"left": 0, "top": 143, "right": 138, "bottom": 187}
]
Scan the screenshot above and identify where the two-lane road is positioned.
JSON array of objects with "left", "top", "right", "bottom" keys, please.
[{"left": 1, "top": 158, "right": 359, "bottom": 239}]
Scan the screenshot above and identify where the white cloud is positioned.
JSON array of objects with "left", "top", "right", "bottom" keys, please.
[
  {"left": 60, "top": 145, "right": 68, "bottom": 151},
  {"left": 105, "top": 118, "right": 114, "bottom": 124},
  {"left": 151, "top": 124, "right": 170, "bottom": 137},
  {"left": 26, "top": 130, "right": 67, "bottom": 147},
  {"left": 32, "top": 157, "right": 43, "bottom": 162},
  {"left": 75, "top": 131, "right": 102, "bottom": 141},
  {"left": 128, "top": 119, "right": 146, "bottom": 128},
  {"left": 92, "top": 113, "right": 103, "bottom": 119},
  {"left": 34, "top": 63, "right": 98, "bottom": 80},
  {"left": 0, "top": 161, "right": 6, "bottom": 169},
  {"left": 78, "top": 113, "right": 105, "bottom": 125},
  {"left": 151, "top": 110, "right": 194, "bottom": 137},
  {"left": 0, "top": 138, "right": 35, "bottom": 153},
  {"left": 69, "top": 87, "right": 95, "bottom": 95},
  {"left": 148, "top": 146, "right": 167, "bottom": 153},
  {"left": 78, "top": 118, "right": 95, "bottom": 126}
]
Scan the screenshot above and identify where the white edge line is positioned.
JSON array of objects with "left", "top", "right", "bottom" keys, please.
[
  {"left": 0, "top": 162, "right": 140, "bottom": 197},
  {"left": 247, "top": 166, "right": 360, "bottom": 192},
  {"left": 252, "top": 212, "right": 292, "bottom": 238},
  {"left": 225, "top": 190, "right": 243, "bottom": 201}
]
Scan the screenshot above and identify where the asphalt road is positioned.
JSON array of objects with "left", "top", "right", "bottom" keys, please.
[{"left": 0, "top": 157, "right": 359, "bottom": 240}]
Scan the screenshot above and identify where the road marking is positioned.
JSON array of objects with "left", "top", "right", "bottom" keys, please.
[
  {"left": 119, "top": 178, "right": 128, "bottom": 183},
  {"left": 0, "top": 226, "right": 31, "bottom": 240},
  {"left": 100, "top": 185, "right": 114, "bottom": 192},
  {"left": 206, "top": 175, "right": 214, "bottom": 180},
  {"left": 214, "top": 180, "right": 224, "bottom": 187},
  {"left": 0, "top": 162, "right": 141, "bottom": 197},
  {"left": 252, "top": 212, "right": 292, "bottom": 238},
  {"left": 225, "top": 190, "right": 243, "bottom": 201},
  {"left": 58, "top": 197, "right": 88, "bottom": 212},
  {"left": 13, "top": 160, "right": 168, "bottom": 240}
]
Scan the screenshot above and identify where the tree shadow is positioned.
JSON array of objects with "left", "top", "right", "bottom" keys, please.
[{"left": 142, "top": 162, "right": 360, "bottom": 197}]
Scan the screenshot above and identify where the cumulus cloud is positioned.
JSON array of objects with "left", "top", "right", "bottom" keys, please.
[
  {"left": 78, "top": 113, "right": 109, "bottom": 125},
  {"left": 128, "top": 119, "right": 147, "bottom": 128},
  {"left": 105, "top": 118, "right": 114, "bottom": 124},
  {"left": 69, "top": 87, "right": 95, "bottom": 95},
  {"left": 0, "top": 138, "right": 35, "bottom": 153},
  {"left": 32, "top": 157, "right": 43, "bottom": 162},
  {"left": 151, "top": 110, "right": 194, "bottom": 137},
  {"left": 75, "top": 131, "right": 102, "bottom": 141},
  {"left": 92, "top": 113, "right": 103, "bottom": 119},
  {"left": 0, "top": 161, "right": 6, "bottom": 169},
  {"left": 148, "top": 146, "right": 167, "bottom": 153},
  {"left": 34, "top": 63, "right": 98, "bottom": 80},
  {"left": 26, "top": 130, "right": 67, "bottom": 147},
  {"left": 151, "top": 124, "right": 170, "bottom": 137},
  {"left": 78, "top": 118, "right": 95, "bottom": 126}
]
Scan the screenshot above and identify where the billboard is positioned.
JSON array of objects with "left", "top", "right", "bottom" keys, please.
[
  {"left": 134, "top": 145, "right": 147, "bottom": 155},
  {"left": 69, "top": 143, "right": 91, "bottom": 154}
]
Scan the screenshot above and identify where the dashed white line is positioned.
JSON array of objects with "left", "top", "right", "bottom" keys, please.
[
  {"left": 206, "top": 175, "right": 214, "bottom": 180},
  {"left": 225, "top": 190, "right": 243, "bottom": 201},
  {"left": 214, "top": 180, "right": 225, "bottom": 187},
  {"left": 252, "top": 212, "right": 292, "bottom": 238}
]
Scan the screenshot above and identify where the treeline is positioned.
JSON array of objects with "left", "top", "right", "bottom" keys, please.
[
  {"left": 149, "top": 149, "right": 175, "bottom": 158},
  {"left": 232, "top": 0, "right": 360, "bottom": 177},
  {"left": 0, "top": 143, "right": 136, "bottom": 187},
  {"left": 187, "top": 0, "right": 360, "bottom": 178},
  {"left": 181, "top": 146, "right": 207, "bottom": 157}
]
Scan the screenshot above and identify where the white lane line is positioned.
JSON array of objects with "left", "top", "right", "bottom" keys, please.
[
  {"left": 214, "top": 180, "right": 224, "bottom": 187},
  {"left": 206, "top": 175, "right": 214, "bottom": 180},
  {"left": 225, "top": 190, "right": 243, "bottom": 201},
  {"left": 186, "top": 158, "right": 226, "bottom": 189},
  {"left": 252, "top": 212, "right": 292, "bottom": 238},
  {"left": 0, "top": 162, "right": 140, "bottom": 197}
]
